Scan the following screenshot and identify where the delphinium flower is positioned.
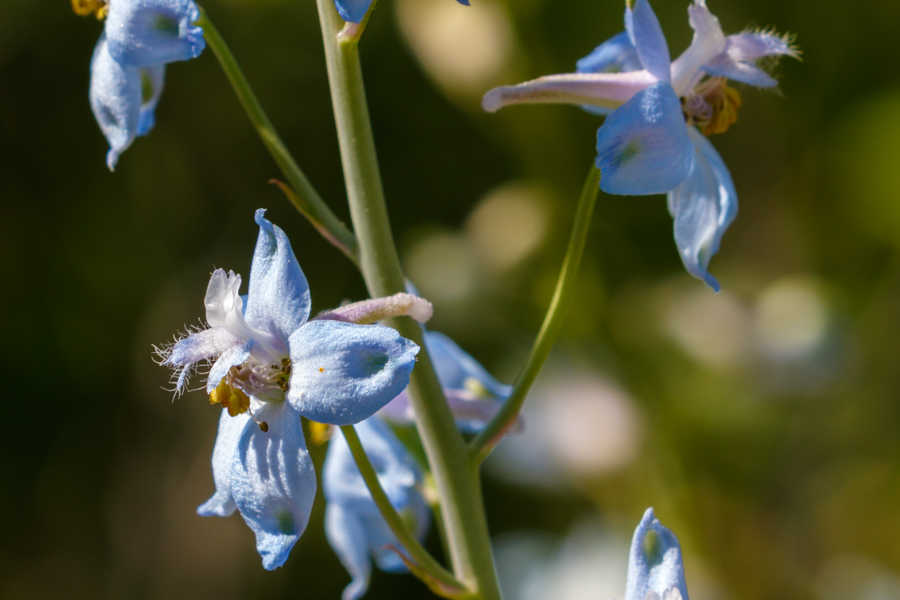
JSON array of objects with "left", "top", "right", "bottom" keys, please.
[
  {"left": 157, "top": 209, "right": 422, "bottom": 569},
  {"left": 483, "top": 0, "right": 796, "bottom": 291},
  {"left": 323, "top": 416, "right": 430, "bottom": 600},
  {"left": 76, "top": 0, "right": 206, "bottom": 169},
  {"left": 625, "top": 508, "right": 690, "bottom": 600},
  {"left": 377, "top": 331, "right": 513, "bottom": 433}
]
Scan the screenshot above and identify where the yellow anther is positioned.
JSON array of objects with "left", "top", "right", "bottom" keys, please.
[
  {"left": 71, "top": 0, "right": 107, "bottom": 19},
  {"left": 703, "top": 83, "right": 742, "bottom": 136},
  {"left": 307, "top": 420, "right": 333, "bottom": 445},
  {"left": 684, "top": 77, "right": 743, "bottom": 136},
  {"left": 209, "top": 379, "right": 251, "bottom": 417},
  {"left": 463, "top": 377, "right": 491, "bottom": 398}
]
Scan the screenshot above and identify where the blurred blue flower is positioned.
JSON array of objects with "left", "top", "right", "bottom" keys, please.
[
  {"left": 159, "top": 209, "right": 419, "bottom": 570},
  {"left": 324, "top": 417, "right": 430, "bottom": 600},
  {"left": 483, "top": 0, "right": 795, "bottom": 291},
  {"left": 87, "top": 0, "right": 205, "bottom": 170},
  {"left": 378, "top": 331, "right": 514, "bottom": 434},
  {"left": 625, "top": 508, "right": 690, "bottom": 600}
]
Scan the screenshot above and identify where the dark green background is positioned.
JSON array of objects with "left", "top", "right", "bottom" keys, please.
[{"left": 3, "top": 0, "right": 900, "bottom": 598}]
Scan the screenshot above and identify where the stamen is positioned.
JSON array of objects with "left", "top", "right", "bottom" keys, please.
[
  {"left": 682, "top": 77, "right": 742, "bottom": 136},
  {"left": 247, "top": 405, "right": 269, "bottom": 433},
  {"left": 209, "top": 379, "right": 250, "bottom": 417},
  {"left": 307, "top": 420, "right": 332, "bottom": 445},
  {"left": 71, "top": 0, "right": 107, "bottom": 19}
]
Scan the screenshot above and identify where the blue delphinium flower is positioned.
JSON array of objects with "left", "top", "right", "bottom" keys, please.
[
  {"left": 483, "top": 0, "right": 795, "bottom": 291},
  {"left": 87, "top": 0, "right": 205, "bottom": 170},
  {"left": 625, "top": 508, "right": 690, "bottom": 600},
  {"left": 378, "top": 331, "right": 513, "bottom": 433},
  {"left": 324, "top": 416, "right": 430, "bottom": 600},
  {"left": 158, "top": 209, "right": 420, "bottom": 570}
]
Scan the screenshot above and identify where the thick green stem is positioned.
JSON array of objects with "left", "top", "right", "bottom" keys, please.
[
  {"left": 339, "top": 425, "right": 467, "bottom": 595},
  {"left": 197, "top": 9, "right": 359, "bottom": 263},
  {"left": 470, "top": 167, "right": 601, "bottom": 464},
  {"left": 315, "top": 2, "right": 502, "bottom": 598}
]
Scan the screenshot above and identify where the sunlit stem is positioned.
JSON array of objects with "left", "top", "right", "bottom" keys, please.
[
  {"left": 315, "top": 1, "right": 502, "bottom": 597},
  {"left": 196, "top": 8, "right": 359, "bottom": 263},
  {"left": 339, "top": 425, "right": 469, "bottom": 596},
  {"left": 470, "top": 166, "right": 601, "bottom": 464}
]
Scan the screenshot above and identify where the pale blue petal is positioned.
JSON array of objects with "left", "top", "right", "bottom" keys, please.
[
  {"left": 666, "top": 127, "right": 736, "bottom": 292},
  {"left": 136, "top": 64, "right": 165, "bottom": 136},
  {"left": 426, "top": 332, "right": 511, "bottom": 398},
  {"left": 326, "top": 503, "right": 372, "bottom": 600},
  {"left": 104, "top": 0, "right": 205, "bottom": 68},
  {"left": 595, "top": 82, "right": 693, "bottom": 195},
  {"left": 286, "top": 321, "right": 419, "bottom": 426},
  {"left": 625, "top": 508, "right": 690, "bottom": 600},
  {"left": 625, "top": 0, "right": 670, "bottom": 82},
  {"left": 197, "top": 409, "right": 249, "bottom": 517},
  {"left": 324, "top": 419, "right": 418, "bottom": 511},
  {"left": 333, "top": 0, "right": 373, "bottom": 24},
  {"left": 703, "top": 31, "right": 795, "bottom": 88},
  {"left": 244, "top": 210, "right": 312, "bottom": 346},
  {"left": 206, "top": 341, "right": 252, "bottom": 393},
  {"left": 231, "top": 403, "right": 316, "bottom": 570},
  {"left": 576, "top": 31, "right": 642, "bottom": 75},
  {"left": 89, "top": 34, "right": 141, "bottom": 171},
  {"left": 167, "top": 327, "right": 242, "bottom": 368}
]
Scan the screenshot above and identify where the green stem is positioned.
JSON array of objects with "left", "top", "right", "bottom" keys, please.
[
  {"left": 315, "top": 2, "right": 502, "bottom": 598},
  {"left": 196, "top": 8, "right": 359, "bottom": 263},
  {"left": 470, "top": 166, "right": 601, "bottom": 464},
  {"left": 339, "top": 425, "right": 467, "bottom": 595}
]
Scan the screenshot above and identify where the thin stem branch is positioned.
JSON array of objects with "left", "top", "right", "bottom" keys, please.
[
  {"left": 470, "top": 166, "right": 601, "bottom": 464},
  {"left": 339, "top": 425, "right": 467, "bottom": 595},
  {"left": 314, "top": 2, "right": 502, "bottom": 597},
  {"left": 196, "top": 8, "right": 359, "bottom": 263}
]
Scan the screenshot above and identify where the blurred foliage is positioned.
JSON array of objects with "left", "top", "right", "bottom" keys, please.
[{"left": 3, "top": 0, "right": 900, "bottom": 598}]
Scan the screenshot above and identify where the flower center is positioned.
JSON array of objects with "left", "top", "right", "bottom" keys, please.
[
  {"left": 682, "top": 77, "right": 742, "bottom": 136},
  {"left": 209, "top": 358, "right": 292, "bottom": 428},
  {"left": 209, "top": 379, "right": 251, "bottom": 417}
]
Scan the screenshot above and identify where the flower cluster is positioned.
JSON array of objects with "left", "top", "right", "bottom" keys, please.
[
  {"left": 80, "top": 0, "right": 205, "bottom": 170},
  {"left": 159, "top": 210, "right": 421, "bottom": 569},
  {"left": 483, "top": 0, "right": 795, "bottom": 291}
]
